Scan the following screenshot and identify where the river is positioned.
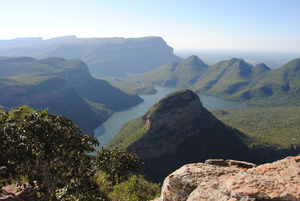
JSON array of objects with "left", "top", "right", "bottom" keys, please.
[{"left": 94, "top": 86, "right": 245, "bottom": 149}]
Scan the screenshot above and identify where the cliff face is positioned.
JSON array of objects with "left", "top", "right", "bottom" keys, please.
[
  {"left": 48, "top": 37, "right": 182, "bottom": 76},
  {"left": 0, "top": 36, "right": 183, "bottom": 76},
  {"left": 109, "top": 89, "right": 252, "bottom": 182},
  {"left": 128, "top": 89, "right": 219, "bottom": 158},
  {"left": 40, "top": 58, "right": 143, "bottom": 110},
  {"left": 0, "top": 76, "right": 101, "bottom": 133},
  {"left": 126, "top": 89, "right": 250, "bottom": 159},
  {"left": 156, "top": 156, "right": 300, "bottom": 201},
  {"left": 0, "top": 57, "right": 143, "bottom": 133}
]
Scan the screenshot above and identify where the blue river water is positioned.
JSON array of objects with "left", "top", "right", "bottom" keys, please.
[{"left": 94, "top": 86, "right": 245, "bottom": 149}]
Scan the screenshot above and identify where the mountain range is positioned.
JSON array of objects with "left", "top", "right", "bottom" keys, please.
[
  {"left": 0, "top": 56, "right": 143, "bottom": 134},
  {"left": 131, "top": 55, "right": 300, "bottom": 107},
  {"left": 0, "top": 36, "right": 182, "bottom": 76}
]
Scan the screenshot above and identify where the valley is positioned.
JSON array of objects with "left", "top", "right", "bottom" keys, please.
[
  {"left": 0, "top": 35, "right": 299, "bottom": 186},
  {"left": 94, "top": 85, "right": 245, "bottom": 148}
]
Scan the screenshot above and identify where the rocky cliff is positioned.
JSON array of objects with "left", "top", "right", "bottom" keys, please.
[
  {"left": 108, "top": 89, "right": 253, "bottom": 182},
  {"left": 39, "top": 57, "right": 143, "bottom": 110},
  {"left": 0, "top": 57, "right": 143, "bottom": 133},
  {"left": 0, "top": 75, "right": 102, "bottom": 134},
  {"left": 155, "top": 156, "right": 300, "bottom": 201}
]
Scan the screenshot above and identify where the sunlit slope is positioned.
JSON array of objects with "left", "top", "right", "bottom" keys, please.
[{"left": 131, "top": 56, "right": 300, "bottom": 106}]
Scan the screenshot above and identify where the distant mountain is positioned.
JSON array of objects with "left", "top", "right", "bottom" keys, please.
[
  {"left": 131, "top": 56, "right": 300, "bottom": 106},
  {"left": 0, "top": 36, "right": 182, "bottom": 76},
  {"left": 108, "top": 89, "right": 254, "bottom": 182},
  {"left": 237, "top": 58, "right": 300, "bottom": 106},
  {"left": 0, "top": 56, "right": 143, "bottom": 133},
  {"left": 131, "top": 55, "right": 208, "bottom": 86},
  {"left": 0, "top": 73, "right": 104, "bottom": 133}
]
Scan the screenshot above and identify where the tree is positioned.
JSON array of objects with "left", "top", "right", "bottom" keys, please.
[
  {"left": 95, "top": 147, "right": 141, "bottom": 185},
  {"left": 0, "top": 106, "right": 99, "bottom": 200},
  {"left": 109, "top": 175, "right": 161, "bottom": 201}
]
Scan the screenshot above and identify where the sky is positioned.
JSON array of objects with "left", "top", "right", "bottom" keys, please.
[{"left": 1, "top": 0, "right": 300, "bottom": 53}]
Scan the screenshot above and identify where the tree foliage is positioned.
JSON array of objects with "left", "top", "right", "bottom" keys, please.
[
  {"left": 0, "top": 106, "right": 99, "bottom": 200},
  {"left": 108, "top": 175, "right": 160, "bottom": 201},
  {"left": 95, "top": 147, "right": 141, "bottom": 185}
]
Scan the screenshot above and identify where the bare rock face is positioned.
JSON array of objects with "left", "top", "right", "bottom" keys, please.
[
  {"left": 111, "top": 89, "right": 253, "bottom": 182},
  {"left": 158, "top": 156, "right": 300, "bottom": 201},
  {"left": 0, "top": 76, "right": 102, "bottom": 133},
  {"left": 127, "top": 89, "right": 213, "bottom": 159}
]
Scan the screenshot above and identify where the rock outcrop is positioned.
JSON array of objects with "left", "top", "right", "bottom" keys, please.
[
  {"left": 109, "top": 89, "right": 253, "bottom": 182},
  {"left": 156, "top": 156, "right": 300, "bottom": 201}
]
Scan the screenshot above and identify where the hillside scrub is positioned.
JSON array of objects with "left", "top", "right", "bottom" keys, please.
[
  {"left": 211, "top": 106, "right": 300, "bottom": 149},
  {"left": 0, "top": 106, "right": 100, "bottom": 200},
  {"left": 0, "top": 106, "right": 160, "bottom": 201}
]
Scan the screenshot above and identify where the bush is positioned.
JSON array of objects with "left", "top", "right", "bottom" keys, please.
[
  {"left": 109, "top": 175, "right": 160, "bottom": 201},
  {"left": 95, "top": 147, "right": 141, "bottom": 185}
]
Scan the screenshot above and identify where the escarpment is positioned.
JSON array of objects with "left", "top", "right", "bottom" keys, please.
[
  {"left": 0, "top": 36, "right": 182, "bottom": 76},
  {"left": 39, "top": 58, "right": 144, "bottom": 110},
  {"left": 0, "top": 76, "right": 101, "bottom": 133},
  {"left": 0, "top": 57, "right": 143, "bottom": 133}
]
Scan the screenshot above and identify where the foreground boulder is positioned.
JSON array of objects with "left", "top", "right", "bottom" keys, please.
[{"left": 156, "top": 156, "right": 300, "bottom": 201}]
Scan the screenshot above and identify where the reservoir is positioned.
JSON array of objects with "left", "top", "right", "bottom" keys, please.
[{"left": 94, "top": 86, "right": 245, "bottom": 149}]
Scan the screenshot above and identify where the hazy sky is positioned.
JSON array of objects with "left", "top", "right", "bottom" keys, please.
[{"left": 1, "top": 0, "right": 299, "bottom": 53}]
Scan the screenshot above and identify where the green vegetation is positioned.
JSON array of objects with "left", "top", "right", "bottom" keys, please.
[
  {"left": 108, "top": 117, "right": 147, "bottom": 149},
  {"left": 131, "top": 55, "right": 208, "bottom": 87},
  {"left": 111, "top": 82, "right": 157, "bottom": 94},
  {"left": 0, "top": 106, "right": 161, "bottom": 200},
  {"left": 83, "top": 98, "right": 113, "bottom": 123},
  {"left": 211, "top": 106, "right": 300, "bottom": 149},
  {"left": 0, "top": 57, "right": 63, "bottom": 77},
  {"left": 0, "top": 56, "right": 144, "bottom": 133},
  {"left": 95, "top": 147, "right": 141, "bottom": 185},
  {"left": 130, "top": 56, "right": 300, "bottom": 107},
  {"left": 92, "top": 73, "right": 157, "bottom": 94},
  {"left": 108, "top": 175, "right": 160, "bottom": 201},
  {"left": 1, "top": 73, "right": 62, "bottom": 86},
  {"left": 0, "top": 106, "right": 99, "bottom": 200},
  {"left": 145, "top": 89, "right": 197, "bottom": 118}
]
